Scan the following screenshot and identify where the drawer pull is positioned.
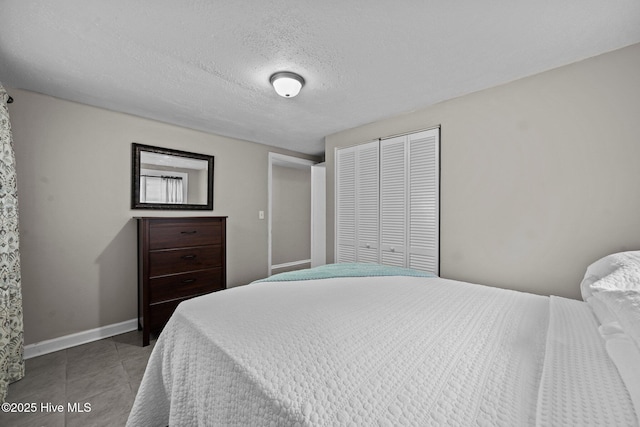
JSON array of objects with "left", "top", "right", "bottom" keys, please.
[
  {"left": 181, "top": 278, "right": 196, "bottom": 284},
  {"left": 181, "top": 254, "right": 197, "bottom": 260},
  {"left": 180, "top": 230, "right": 197, "bottom": 235}
]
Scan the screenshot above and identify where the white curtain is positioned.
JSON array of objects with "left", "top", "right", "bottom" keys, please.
[
  {"left": 0, "top": 84, "right": 24, "bottom": 402},
  {"left": 140, "top": 176, "right": 183, "bottom": 203},
  {"left": 163, "top": 177, "right": 183, "bottom": 204}
]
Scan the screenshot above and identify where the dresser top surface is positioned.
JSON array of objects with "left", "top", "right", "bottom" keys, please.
[{"left": 134, "top": 216, "right": 227, "bottom": 220}]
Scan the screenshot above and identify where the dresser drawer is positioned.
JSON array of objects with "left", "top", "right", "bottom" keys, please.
[
  {"left": 149, "top": 246, "right": 222, "bottom": 277},
  {"left": 149, "top": 268, "right": 224, "bottom": 304},
  {"left": 138, "top": 216, "right": 226, "bottom": 346},
  {"left": 149, "top": 220, "right": 222, "bottom": 250},
  {"left": 148, "top": 299, "right": 183, "bottom": 331}
]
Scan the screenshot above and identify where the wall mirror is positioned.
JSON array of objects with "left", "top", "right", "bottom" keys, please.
[{"left": 131, "top": 143, "right": 214, "bottom": 210}]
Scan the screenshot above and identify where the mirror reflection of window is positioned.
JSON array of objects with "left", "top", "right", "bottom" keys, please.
[
  {"left": 139, "top": 151, "right": 209, "bottom": 205},
  {"left": 140, "top": 171, "right": 187, "bottom": 203}
]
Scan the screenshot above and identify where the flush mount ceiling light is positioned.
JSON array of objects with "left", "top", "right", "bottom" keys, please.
[{"left": 270, "top": 71, "right": 305, "bottom": 98}]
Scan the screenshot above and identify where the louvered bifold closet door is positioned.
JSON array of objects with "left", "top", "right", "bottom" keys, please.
[
  {"left": 355, "top": 142, "right": 380, "bottom": 263},
  {"left": 336, "top": 146, "right": 357, "bottom": 263},
  {"left": 407, "top": 129, "right": 440, "bottom": 274},
  {"left": 380, "top": 136, "right": 406, "bottom": 267}
]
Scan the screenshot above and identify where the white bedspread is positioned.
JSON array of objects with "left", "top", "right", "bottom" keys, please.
[
  {"left": 536, "top": 296, "right": 637, "bottom": 426},
  {"left": 127, "top": 276, "right": 636, "bottom": 426}
]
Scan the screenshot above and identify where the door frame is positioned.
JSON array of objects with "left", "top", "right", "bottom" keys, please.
[{"left": 268, "top": 153, "right": 317, "bottom": 276}]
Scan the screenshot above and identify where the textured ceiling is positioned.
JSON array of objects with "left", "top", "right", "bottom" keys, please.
[{"left": 1, "top": 1, "right": 640, "bottom": 155}]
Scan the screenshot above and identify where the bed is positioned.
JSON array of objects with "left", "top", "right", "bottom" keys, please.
[{"left": 127, "top": 256, "right": 640, "bottom": 426}]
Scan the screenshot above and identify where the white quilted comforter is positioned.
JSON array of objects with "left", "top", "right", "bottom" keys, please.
[{"left": 127, "top": 276, "right": 637, "bottom": 426}]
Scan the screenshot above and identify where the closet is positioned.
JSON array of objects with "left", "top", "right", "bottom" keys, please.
[{"left": 335, "top": 128, "right": 439, "bottom": 274}]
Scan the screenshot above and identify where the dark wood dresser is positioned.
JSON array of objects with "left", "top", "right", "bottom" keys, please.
[{"left": 137, "top": 216, "right": 227, "bottom": 346}]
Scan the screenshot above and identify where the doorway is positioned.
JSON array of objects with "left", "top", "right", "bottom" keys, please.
[{"left": 268, "top": 153, "right": 324, "bottom": 276}]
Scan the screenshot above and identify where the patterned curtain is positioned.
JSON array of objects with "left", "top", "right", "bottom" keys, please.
[{"left": 0, "top": 84, "right": 24, "bottom": 403}]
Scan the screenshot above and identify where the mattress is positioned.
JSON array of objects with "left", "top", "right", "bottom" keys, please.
[{"left": 127, "top": 274, "right": 638, "bottom": 426}]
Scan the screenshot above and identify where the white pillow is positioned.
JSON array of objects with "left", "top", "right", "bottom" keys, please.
[
  {"left": 580, "top": 251, "right": 640, "bottom": 300},
  {"left": 593, "top": 290, "right": 640, "bottom": 351},
  {"left": 585, "top": 250, "right": 640, "bottom": 348},
  {"left": 583, "top": 252, "right": 640, "bottom": 420},
  {"left": 587, "top": 296, "right": 618, "bottom": 325}
]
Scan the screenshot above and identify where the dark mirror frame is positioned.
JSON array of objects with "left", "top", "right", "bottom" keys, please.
[{"left": 131, "top": 143, "right": 214, "bottom": 210}]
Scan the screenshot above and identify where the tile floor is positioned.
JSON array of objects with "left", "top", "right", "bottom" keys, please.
[{"left": 0, "top": 331, "right": 155, "bottom": 427}]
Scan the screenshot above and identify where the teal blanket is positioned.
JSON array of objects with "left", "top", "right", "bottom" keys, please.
[{"left": 254, "top": 263, "right": 436, "bottom": 283}]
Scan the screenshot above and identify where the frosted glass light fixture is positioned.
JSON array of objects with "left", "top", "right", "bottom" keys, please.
[{"left": 270, "top": 72, "right": 305, "bottom": 98}]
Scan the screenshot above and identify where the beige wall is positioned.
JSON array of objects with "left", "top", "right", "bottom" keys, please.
[
  {"left": 326, "top": 43, "right": 640, "bottom": 300},
  {"left": 8, "top": 89, "right": 317, "bottom": 345},
  {"left": 271, "top": 165, "right": 311, "bottom": 267}
]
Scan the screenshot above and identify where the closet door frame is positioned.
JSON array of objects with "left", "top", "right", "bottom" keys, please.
[{"left": 335, "top": 126, "right": 440, "bottom": 274}]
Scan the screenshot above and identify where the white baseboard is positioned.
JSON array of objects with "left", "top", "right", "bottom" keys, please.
[
  {"left": 23, "top": 318, "right": 138, "bottom": 360},
  {"left": 271, "top": 259, "right": 311, "bottom": 270}
]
